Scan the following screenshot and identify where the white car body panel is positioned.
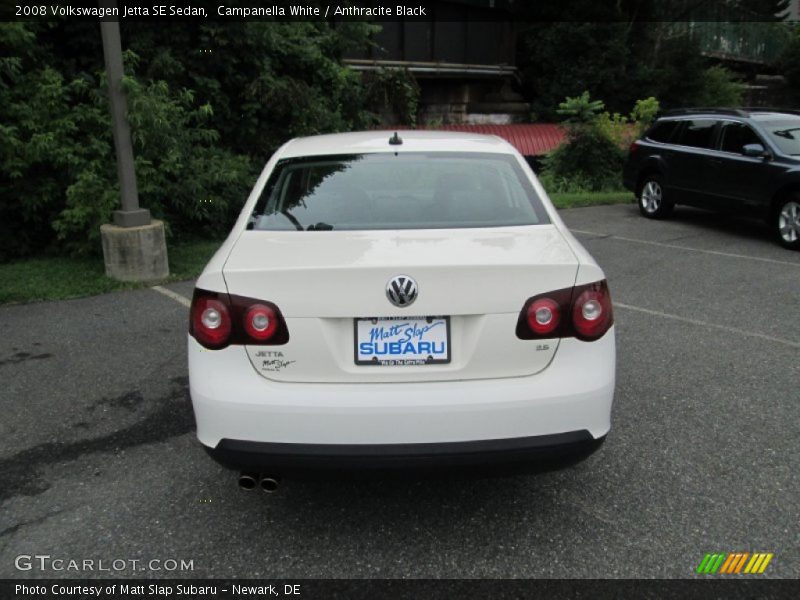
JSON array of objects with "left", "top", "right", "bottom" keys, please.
[
  {"left": 190, "top": 330, "right": 615, "bottom": 447},
  {"left": 223, "top": 225, "right": 579, "bottom": 382},
  {"left": 223, "top": 225, "right": 577, "bottom": 317},
  {"left": 245, "top": 314, "right": 559, "bottom": 383}
]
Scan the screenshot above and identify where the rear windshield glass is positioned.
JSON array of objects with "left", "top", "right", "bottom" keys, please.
[
  {"left": 761, "top": 120, "right": 800, "bottom": 156},
  {"left": 249, "top": 152, "right": 549, "bottom": 231}
]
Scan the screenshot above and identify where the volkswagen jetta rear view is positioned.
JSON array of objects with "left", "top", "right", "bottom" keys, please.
[{"left": 188, "top": 131, "right": 616, "bottom": 485}]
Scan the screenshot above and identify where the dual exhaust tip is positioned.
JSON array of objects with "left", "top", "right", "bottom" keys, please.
[{"left": 238, "top": 472, "right": 280, "bottom": 493}]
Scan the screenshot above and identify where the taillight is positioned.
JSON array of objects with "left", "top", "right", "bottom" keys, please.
[
  {"left": 191, "top": 295, "right": 231, "bottom": 349},
  {"left": 516, "top": 280, "right": 613, "bottom": 342},
  {"left": 190, "top": 289, "right": 289, "bottom": 349},
  {"left": 571, "top": 280, "right": 613, "bottom": 341},
  {"left": 244, "top": 304, "right": 278, "bottom": 341},
  {"left": 628, "top": 141, "right": 639, "bottom": 155},
  {"left": 526, "top": 297, "right": 561, "bottom": 336}
]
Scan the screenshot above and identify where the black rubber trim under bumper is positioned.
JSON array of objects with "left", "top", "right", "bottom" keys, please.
[{"left": 204, "top": 430, "right": 606, "bottom": 476}]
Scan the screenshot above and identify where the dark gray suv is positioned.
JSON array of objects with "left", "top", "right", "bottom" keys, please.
[{"left": 623, "top": 108, "right": 800, "bottom": 250}]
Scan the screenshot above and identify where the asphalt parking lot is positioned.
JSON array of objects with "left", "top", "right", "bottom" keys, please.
[{"left": 1, "top": 202, "right": 798, "bottom": 579}]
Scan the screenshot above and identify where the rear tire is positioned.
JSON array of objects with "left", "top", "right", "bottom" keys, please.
[
  {"left": 774, "top": 194, "right": 800, "bottom": 250},
  {"left": 638, "top": 174, "right": 674, "bottom": 219}
]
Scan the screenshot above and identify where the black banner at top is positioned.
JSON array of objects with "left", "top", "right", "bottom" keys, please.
[{"left": 3, "top": 0, "right": 797, "bottom": 23}]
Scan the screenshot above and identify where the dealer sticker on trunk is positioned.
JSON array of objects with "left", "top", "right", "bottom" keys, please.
[{"left": 354, "top": 316, "right": 450, "bottom": 366}]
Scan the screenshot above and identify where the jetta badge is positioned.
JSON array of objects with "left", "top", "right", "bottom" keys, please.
[{"left": 386, "top": 275, "right": 418, "bottom": 308}]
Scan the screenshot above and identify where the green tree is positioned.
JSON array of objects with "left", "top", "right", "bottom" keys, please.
[
  {"left": 777, "top": 25, "right": 800, "bottom": 103},
  {"left": 0, "top": 20, "right": 376, "bottom": 258},
  {"left": 556, "top": 91, "right": 605, "bottom": 125},
  {"left": 515, "top": 1, "right": 788, "bottom": 118},
  {"left": 518, "top": 21, "right": 633, "bottom": 120}
]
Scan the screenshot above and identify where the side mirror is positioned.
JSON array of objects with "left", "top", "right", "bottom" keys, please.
[{"left": 742, "top": 143, "right": 768, "bottom": 158}]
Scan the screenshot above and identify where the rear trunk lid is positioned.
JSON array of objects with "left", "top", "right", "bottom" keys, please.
[{"left": 223, "top": 225, "right": 579, "bottom": 382}]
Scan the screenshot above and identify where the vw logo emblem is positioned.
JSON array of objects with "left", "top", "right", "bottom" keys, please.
[{"left": 386, "top": 275, "right": 418, "bottom": 308}]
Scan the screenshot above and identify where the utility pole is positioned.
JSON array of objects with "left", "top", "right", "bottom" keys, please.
[
  {"left": 99, "top": 0, "right": 169, "bottom": 281},
  {"left": 100, "top": 1, "right": 150, "bottom": 227}
]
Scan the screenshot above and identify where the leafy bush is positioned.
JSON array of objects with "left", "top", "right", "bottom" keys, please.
[
  {"left": 594, "top": 97, "right": 661, "bottom": 148},
  {"left": 539, "top": 92, "right": 660, "bottom": 193},
  {"left": 0, "top": 44, "right": 113, "bottom": 258},
  {"left": 695, "top": 65, "right": 744, "bottom": 107},
  {"left": 556, "top": 91, "right": 605, "bottom": 125},
  {"left": 0, "top": 21, "right": 375, "bottom": 259},
  {"left": 537, "top": 170, "right": 593, "bottom": 195},
  {"left": 518, "top": 21, "right": 633, "bottom": 120},
  {"left": 362, "top": 68, "right": 420, "bottom": 126},
  {"left": 541, "top": 125, "right": 626, "bottom": 193},
  {"left": 595, "top": 111, "right": 632, "bottom": 148},
  {"left": 631, "top": 97, "right": 660, "bottom": 134},
  {"left": 125, "top": 21, "right": 376, "bottom": 158}
]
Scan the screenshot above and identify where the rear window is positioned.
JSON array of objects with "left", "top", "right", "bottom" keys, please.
[
  {"left": 249, "top": 152, "right": 549, "bottom": 231},
  {"left": 761, "top": 120, "right": 800, "bottom": 156},
  {"left": 646, "top": 120, "right": 679, "bottom": 143},
  {"left": 674, "top": 119, "right": 718, "bottom": 149}
]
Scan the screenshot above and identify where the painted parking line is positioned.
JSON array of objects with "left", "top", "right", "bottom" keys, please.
[
  {"left": 615, "top": 302, "right": 800, "bottom": 349},
  {"left": 571, "top": 229, "right": 800, "bottom": 268},
  {"left": 151, "top": 285, "right": 191, "bottom": 308}
]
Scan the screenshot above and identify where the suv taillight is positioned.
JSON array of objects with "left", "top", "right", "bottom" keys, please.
[
  {"left": 516, "top": 280, "right": 613, "bottom": 342},
  {"left": 628, "top": 141, "right": 639, "bottom": 155},
  {"left": 190, "top": 289, "right": 289, "bottom": 349}
]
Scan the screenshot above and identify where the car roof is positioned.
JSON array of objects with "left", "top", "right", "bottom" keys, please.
[
  {"left": 659, "top": 108, "right": 800, "bottom": 122},
  {"left": 278, "top": 130, "right": 517, "bottom": 159},
  {"left": 748, "top": 112, "right": 800, "bottom": 122}
]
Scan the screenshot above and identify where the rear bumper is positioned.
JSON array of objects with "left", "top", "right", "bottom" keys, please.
[
  {"left": 204, "top": 431, "right": 606, "bottom": 475},
  {"left": 189, "top": 326, "right": 615, "bottom": 452}
]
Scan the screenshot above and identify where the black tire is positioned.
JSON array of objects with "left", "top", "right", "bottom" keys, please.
[
  {"left": 637, "top": 174, "right": 674, "bottom": 219},
  {"left": 774, "top": 194, "right": 800, "bottom": 250}
]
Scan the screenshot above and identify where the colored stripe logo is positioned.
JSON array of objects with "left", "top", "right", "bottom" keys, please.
[{"left": 696, "top": 552, "right": 773, "bottom": 574}]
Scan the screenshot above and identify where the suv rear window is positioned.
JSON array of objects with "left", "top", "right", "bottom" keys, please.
[
  {"left": 647, "top": 121, "right": 679, "bottom": 143},
  {"left": 249, "top": 152, "right": 549, "bottom": 231},
  {"left": 674, "top": 119, "right": 718, "bottom": 149}
]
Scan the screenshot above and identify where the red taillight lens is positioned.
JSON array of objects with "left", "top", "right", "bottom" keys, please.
[
  {"left": 191, "top": 295, "right": 232, "bottom": 349},
  {"left": 526, "top": 298, "right": 561, "bottom": 335},
  {"left": 571, "top": 280, "right": 613, "bottom": 341},
  {"left": 190, "top": 289, "right": 289, "bottom": 349},
  {"left": 628, "top": 141, "right": 639, "bottom": 155},
  {"left": 516, "top": 280, "right": 613, "bottom": 341},
  {"left": 244, "top": 304, "right": 278, "bottom": 341}
]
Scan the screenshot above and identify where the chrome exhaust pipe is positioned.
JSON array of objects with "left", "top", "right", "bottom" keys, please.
[
  {"left": 238, "top": 471, "right": 258, "bottom": 490},
  {"left": 259, "top": 475, "right": 280, "bottom": 493}
]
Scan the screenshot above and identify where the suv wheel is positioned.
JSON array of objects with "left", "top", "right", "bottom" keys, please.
[
  {"left": 638, "top": 175, "right": 673, "bottom": 219},
  {"left": 775, "top": 195, "right": 800, "bottom": 250}
]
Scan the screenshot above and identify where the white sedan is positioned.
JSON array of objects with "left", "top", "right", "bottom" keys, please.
[{"left": 188, "top": 131, "right": 615, "bottom": 491}]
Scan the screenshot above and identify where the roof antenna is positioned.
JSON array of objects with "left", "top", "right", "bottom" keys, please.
[{"left": 389, "top": 131, "right": 403, "bottom": 146}]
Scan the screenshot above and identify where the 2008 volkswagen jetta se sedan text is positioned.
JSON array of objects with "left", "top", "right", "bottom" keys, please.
[{"left": 188, "top": 131, "right": 616, "bottom": 489}]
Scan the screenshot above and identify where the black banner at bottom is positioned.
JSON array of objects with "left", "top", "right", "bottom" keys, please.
[{"left": 2, "top": 579, "right": 799, "bottom": 600}]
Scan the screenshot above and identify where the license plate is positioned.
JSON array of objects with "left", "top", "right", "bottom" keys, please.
[{"left": 354, "top": 316, "right": 451, "bottom": 366}]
